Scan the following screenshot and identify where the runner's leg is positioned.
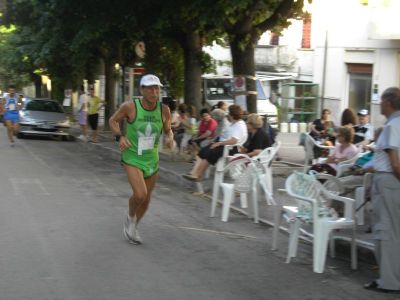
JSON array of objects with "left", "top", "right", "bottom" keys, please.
[
  {"left": 5, "top": 120, "right": 14, "bottom": 142},
  {"left": 136, "top": 173, "right": 158, "bottom": 223},
  {"left": 13, "top": 122, "right": 19, "bottom": 136},
  {"left": 124, "top": 165, "right": 158, "bottom": 223}
]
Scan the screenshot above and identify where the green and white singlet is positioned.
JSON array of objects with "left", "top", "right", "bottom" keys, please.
[{"left": 122, "top": 99, "right": 163, "bottom": 177}]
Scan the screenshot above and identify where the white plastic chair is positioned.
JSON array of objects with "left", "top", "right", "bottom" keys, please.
[
  {"left": 210, "top": 144, "right": 241, "bottom": 217},
  {"left": 214, "top": 142, "right": 281, "bottom": 222},
  {"left": 311, "top": 156, "right": 373, "bottom": 226},
  {"left": 252, "top": 141, "right": 281, "bottom": 198},
  {"left": 219, "top": 157, "right": 258, "bottom": 222},
  {"left": 274, "top": 171, "right": 357, "bottom": 273},
  {"left": 230, "top": 141, "right": 281, "bottom": 206}
]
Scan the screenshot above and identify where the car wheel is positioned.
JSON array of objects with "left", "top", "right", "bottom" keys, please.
[
  {"left": 62, "top": 135, "right": 71, "bottom": 141},
  {"left": 17, "top": 132, "right": 24, "bottom": 139}
]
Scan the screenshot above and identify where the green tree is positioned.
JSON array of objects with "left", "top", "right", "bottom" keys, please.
[
  {"left": 215, "top": 0, "right": 307, "bottom": 113},
  {"left": 141, "top": 0, "right": 218, "bottom": 113}
]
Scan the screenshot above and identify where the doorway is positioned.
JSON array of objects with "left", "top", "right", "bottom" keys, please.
[{"left": 347, "top": 63, "right": 372, "bottom": 112}]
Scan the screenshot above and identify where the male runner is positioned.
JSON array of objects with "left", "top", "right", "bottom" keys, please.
[{"left": 109, "top": 74, "right": 174, "bottom": 244}]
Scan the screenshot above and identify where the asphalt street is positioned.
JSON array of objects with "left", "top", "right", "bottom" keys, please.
[{"left": 0, "top": 128, "right": 394, "bottom": 300}]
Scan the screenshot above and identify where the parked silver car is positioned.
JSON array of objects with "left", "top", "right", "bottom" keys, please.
[{"left": 17, "top": 98, "right": 71, "bottom": 140}]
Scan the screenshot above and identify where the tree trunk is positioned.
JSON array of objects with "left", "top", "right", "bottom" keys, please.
[
  {"left": 182, "top": 31, "right": 203, "bottom": 115},
  {"left": 143, "top": 38, "right": 161, "bottom": 75},
  {"left": 50, "top": 77, "right": 65, "bottom": 103},
  {"left": 33, "top": 74, "right": 42, "bottom": 98},
  {"left": 104, "top": 58, "right": 116, "bottom": 130},
  {"left": 229, "top": 36, "right": 257, "bottom": 113}
]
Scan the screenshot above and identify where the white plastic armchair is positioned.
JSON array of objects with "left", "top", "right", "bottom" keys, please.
[
  {"left": 274, "top": 171, "right": 357, "bottom": 273},
  {"left": 303, "top": 133, "right": 334, "bottom": 172},
  {"left": 252, "top": 141, "right": 281, "bottom": 198},
  {"left": 219, "top": 157, "right": 259, "bottom": 222},
  {"left": 210, "top": 144, "right": 241, "bottom": 217},
  {"left": 231, "top": 141, "right": 281, "bottom": 203}
]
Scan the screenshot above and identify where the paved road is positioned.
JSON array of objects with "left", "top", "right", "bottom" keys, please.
[{"left": 0, "top": 129, "right": 390, "bottom": 300}]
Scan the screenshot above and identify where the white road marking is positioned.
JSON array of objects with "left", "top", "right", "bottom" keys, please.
[
  {"left": 9, "top": 178, "right": 50, "bottom": 196},
  {"left": 159, "top": 224, "right": 257, "bottom": 239}
]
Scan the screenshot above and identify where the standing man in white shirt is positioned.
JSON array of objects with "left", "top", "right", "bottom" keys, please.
[{"left": 364, "top": 87, "right": 400, "bottom": 294}]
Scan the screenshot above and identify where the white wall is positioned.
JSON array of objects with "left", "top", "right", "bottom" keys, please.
[
  {"left": 205, "top": 0, "right": 400, "bottom": 127},
  {"left": 307, "top": 0, "right": 400, "bottom": 127}
]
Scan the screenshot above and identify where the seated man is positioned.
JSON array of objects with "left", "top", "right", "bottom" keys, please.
[
  {"left": 353, "top": 109, "right": 374, "bottom": 146},
  {"left": 188, "top": 108, "right": 217, "bottom": 155}
]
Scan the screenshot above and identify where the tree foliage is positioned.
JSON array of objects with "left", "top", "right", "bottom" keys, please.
[{"left": 0, "top": 0, "right": 308, "bottom": 114}]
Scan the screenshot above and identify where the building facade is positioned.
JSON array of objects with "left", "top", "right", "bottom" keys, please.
[{"left": 206, "top": 0, "right": 400, "bottom": 128}]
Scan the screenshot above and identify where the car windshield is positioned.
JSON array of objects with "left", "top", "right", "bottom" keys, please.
[
  {"left": 204, "top": 78, "right": 234, "bottom": 101},
  {"left": 25, "top": 100, "right": 64, "bottom": 113}
]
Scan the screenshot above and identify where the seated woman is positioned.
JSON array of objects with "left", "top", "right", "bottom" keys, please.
[
  {"left": 309, "top": 109, "right": 336, "bottom": 157},
  {"left": 240, "top": 113, "right": 273, "bottom": 157},
  {"left": 341, "top": 108, "right": 357, "bottom": 127},
  {"left": 309, "top": 126, "right": 358, "bottom": 176},
  {"left": 182, "top": 105, "right": 248, "bottom": 182},
  {"left": 309, "top": 109, "right": 335, "bottom": 142}
]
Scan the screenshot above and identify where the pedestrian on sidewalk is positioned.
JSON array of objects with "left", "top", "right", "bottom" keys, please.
[
  {"left": 1, "top": 85, "right": 21, "bottom": 147},
  {"left": 87, "top": 86, "right": 105, "bottom": 143},
  {"left": 364, "top": 87, "right": 400, "bottom": 294},
  {"left": 109, "top": 74, "right": 174, "bottom": 245},
  {"left": 77, "top": 85, "right": 88, "bottom": 142}
]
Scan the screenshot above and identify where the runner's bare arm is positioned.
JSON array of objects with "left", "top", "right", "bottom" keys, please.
[{"left": 109, "top": 101, "right": 135, "bottom": 149}]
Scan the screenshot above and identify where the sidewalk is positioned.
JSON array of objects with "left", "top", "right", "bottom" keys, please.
[{"left": 72, "top": 126, "right": 376, "bottom": 262}]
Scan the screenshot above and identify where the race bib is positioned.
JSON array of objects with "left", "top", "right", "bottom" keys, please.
[
  {"left": 138, "top": 136, "right": 155, "bottom": 155},
  {"left": 8, "top": 103, "right": 16, "bottom": 110}
]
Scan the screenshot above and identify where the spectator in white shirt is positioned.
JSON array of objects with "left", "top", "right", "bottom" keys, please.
[{"left": 182, "top": 105, "right": 247, "bottom": 182}]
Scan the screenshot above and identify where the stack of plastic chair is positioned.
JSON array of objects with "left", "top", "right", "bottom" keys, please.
[
  {"left": 253, "top": 141, "right": 281, "bottom": 198},
  {"left": 210, "top": 144, "right": 241, "bottom": 217},
  {"left": 219, "top": 156, "right": 258, "bottom": 222},
  {"left": 273, "top": 171, "right": 357, "bottom": 273},
  {"left": 217, "top": 142, "right": 281, "bottom": 223}
]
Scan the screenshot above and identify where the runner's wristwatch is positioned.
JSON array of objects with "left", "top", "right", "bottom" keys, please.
[{"left": 115, "top": 134, "right": 121, "bottom": 142}]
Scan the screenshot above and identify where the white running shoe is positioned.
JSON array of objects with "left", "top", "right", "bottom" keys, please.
[
  {"left": 77, "top": 135, "right": 87, "bottom": 142},
  {"left": 123, "top": 214, "right": 142, "bottom": 245},
  {"left": 10, "top": 141, "right": 15, "bottom": 147}
]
